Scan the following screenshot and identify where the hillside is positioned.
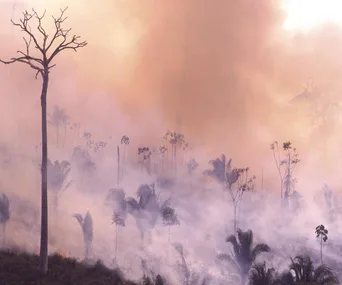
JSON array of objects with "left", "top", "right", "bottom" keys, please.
[{"left": 0, "top": 249, "right": 139, "bottom": 285}]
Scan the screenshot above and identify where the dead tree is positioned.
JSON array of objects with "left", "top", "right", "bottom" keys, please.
[{"left": 0, "top": 7, "right": 87, "bottom": 274}]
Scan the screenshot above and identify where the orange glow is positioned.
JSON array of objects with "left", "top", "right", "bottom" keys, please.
[{"left": 282, "top": 0, "right": 342, "bottom": 31}]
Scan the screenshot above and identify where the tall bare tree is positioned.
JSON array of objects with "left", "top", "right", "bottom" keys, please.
[
  {"left": 270, "top": 141, "right": 300, "bottom": 202},
  {"left": 0, "top": 7, "right": 87, "bottom": 274}
]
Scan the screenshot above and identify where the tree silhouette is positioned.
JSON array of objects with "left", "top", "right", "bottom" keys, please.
[
  {"left": 0, "top": 194, "right": 10, "bottom": 245},
  {"left": 73, "top": 211, "right": 93, "bottom": 260},
  {"left": 120, "top": 135, "right": 130, "bottom": 179},
  {"left": 323, "top": 184, "right": 333, "bottom": 214},
  {"left": 47, "top": 159, "right": 72, "bottom": 212},
  {"left": 0, "top": 7, "right": 87, "bottom": 274},
  {"left": 174, "top": 243, "right": 191, "bottom": 285},
  {"left": 204, "top": 155, "right": 255, "bottom": 233},
  {"left": 164, "top": 130, "right": 186, "bottom": 175},
  {"left": 138, "top": 147, "right": 152, "bottom": 175},
  {"left": 218, "top": 228, "right": 270, "bottom": 284},
  {"left": 109, "top": 184, "right": 169, "bottom": 243},
  {"left": 227, "top": 166, "right": 255, "bottom": 233},
  {"left": 315, "top": 224, "right": 328, "bottom": 264},
  {"left": 158, "top": 146, "right": 168, "bottom": 175},
  {"left": 286, "top": 255, "right": 338, "bottom": 285},
  {"left": 109, "top": 188, "right": 127, "bottom": 266},
  {"left": 71, "top": 146, "right": 96, "bottom": 173},
  {"left": 48, "top": 105, "right": 69, "bottom": 146},
  {"left": 187, "top": 158, "right": 199, "bottom": 177},
  {"left": 162, "top": 205, "right": 180, "bottom": 262},
  {"left": 270, "top": 141, "right": 300, "bottom": 202},
  {"left": 249, "top": 262, "right": 277, "bottom": 285}
]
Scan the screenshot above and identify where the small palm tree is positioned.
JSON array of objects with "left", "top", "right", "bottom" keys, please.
[
  {"left": 0, "top": 194, "right": 10, "bottom": 244},
  {"left": 162, "top": 205, "right": 180, "bottom": 262},
  {"left": 163, "top": 130, "right": 185, "bottom": 175},
  {"left": 47, "top": 159, "right": 72, "bottom": 212},
  {"left": 218, "top": 228, "right": 270, "bottom": 284},
  {"left": 48, "top": 105, "right": 70, "bottom": 146},
  {"left": 109, "top": 188, "right": 127, "bottom": 265},
  {"left": 73, "top": 211, "right": 93, "bottom": 260},
  {"left": 120, "top": 135, "right": 130, "bottom": 179},
  {"left": 187, "top": 158, "right": 199, "bottom": 176},
  {"left": 203, "top": 154, "right": 227, "bottom": 184},
  {"left": 315, "top": 224, "right": 328, "bottom": 264},
  {"left": 286, "top": 255, "right": 338, "bottom": 285},
  {"left": 249, "top": 262, "right": 277, "bottom": 285}
]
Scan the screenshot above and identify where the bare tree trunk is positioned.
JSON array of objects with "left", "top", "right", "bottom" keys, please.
[
  {"left": 233, "top": 204, "right": 237, "bottom": 234},
  {"left": 147, "top": 156, "right": 151, "bottom": 175},
  {"left": 64, "top": 124, "right": 67, "bottom": 148},
  {"left": 40, "top": 73, "right": 49, "bottom": 275},
  {"left": 84, "top": 241, "right": 91, "bottom": 260},
  {"left": 320, "top": 236, "right": 323, "bottom": 264},
  {"left": 56, "top": 124, "right": 59, "bottom": 146},
  {"left": 2, "top": 223, "right": 6, "bottom": 246},
  {"left": 174, "top": 144, "right": 177, "bottom": 175},
  {"left": 117, "top": 146, "right": 120, "bottom": 187},
  {"left": 121, "top": 146, "right": 126, "bottom": 179}
]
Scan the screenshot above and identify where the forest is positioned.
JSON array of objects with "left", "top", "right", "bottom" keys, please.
[{"left": 0, "top": 3, "right": 342, "bottom": 285}]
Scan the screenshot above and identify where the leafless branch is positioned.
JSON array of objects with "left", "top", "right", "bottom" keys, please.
[
  {"left": 47, "top": 7, "right": 88, "bottom": 63},
  {"left": 0, "top": 6, "right": 87, "bottom": 78}
]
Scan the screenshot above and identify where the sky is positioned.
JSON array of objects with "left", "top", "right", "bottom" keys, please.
[{"left": 1, "top": 0, "right": 342, "bottom": 185}]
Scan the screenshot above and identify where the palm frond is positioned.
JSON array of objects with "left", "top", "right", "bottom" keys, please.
[
  {"left": 251, "top": 243, "right": 271, "bottom": 261},
  {"left": 249, "top": 262, "right": 276, "bottom": 285},
  {"left": 126, "top": 197, "right": 140, "bottom": 213},
  {"left": 314, "top": 264, "right": 339, "bottom": 284},
  {"left": 226, "top": 235, "right": 240, "bottom": 256},
  {"left": 73, "top": 213, "right": 83, "bottom": 227}
]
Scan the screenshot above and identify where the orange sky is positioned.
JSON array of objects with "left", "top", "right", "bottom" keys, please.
[{"left": 1, "top": 0, "right": 342, "bottom": 184}]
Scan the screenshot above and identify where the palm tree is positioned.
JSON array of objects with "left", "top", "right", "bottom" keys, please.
[
  {"left": 47, "top": 159, "right": 72, "bottom": 212},
  {"left": 120, "top": 135, "right": 130, "bottom": 179},
  {"left": 108, "top": 184, "right": 170, "bottom": 243},
  {"left": 204, "top": 155, "right": 241, "bottom": 188},
  {"left": 218, "top": 228, "right": 270, "bottom": 284},
  {"left": 71, "top": 146, "right": 96, "bottom": 173},
  {"left": 163, "top": 130, "right": 185, "bottom": 175},
  {"left": 315, "top": 225, "right": 328, "bottom": 264},
  {"left": 249, "top": 262, "right": 277, "bottom": 285},
  {"left": 203, "top": 154, "right": 227, "bottom": 184},
  {"left": 162, "top": 206, "right": 180, "bottom": 262},
  {"left": 108, "top": 188, "right": 127, "bottom": 265},
  {"left": 73, "top": 211, "right": 93, "bottom": 260},
  {"left": 204, "top": 155, "right": 251, "bottom": 233},
  {"left": 0, "top": 194, "right": 10, "bottom": 245},
  {"left": 285, "top": 255, "right": 338, "bottom": 285},
  {"left": 48, "top": 105, "right": 70, "bottom": 146}
]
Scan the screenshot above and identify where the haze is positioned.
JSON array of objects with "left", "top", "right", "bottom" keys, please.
[{"left": 1, "top": 0, "right": 342, "bottom": 283}]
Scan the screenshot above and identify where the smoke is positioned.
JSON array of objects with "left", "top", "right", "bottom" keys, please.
[{"left": 2, "top": 0, "right": 342, "bottom": 283}]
